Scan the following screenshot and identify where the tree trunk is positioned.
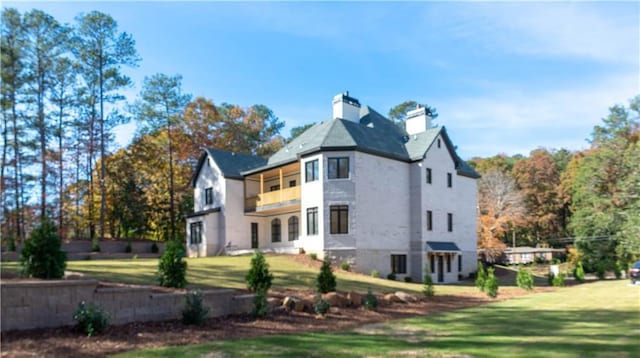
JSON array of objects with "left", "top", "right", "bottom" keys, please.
[
  {"left": 99, "top": 50, "right": 106, "bottom": 242},
  {"left": 167, "top": 109, "right": 175, "bottom": 242}
]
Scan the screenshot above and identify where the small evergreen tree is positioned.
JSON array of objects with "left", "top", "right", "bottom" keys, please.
[
  {"left": 475, "top": 262, "right": 487, "bottom": 291},
  {"left": 423, "top": 263, "right": 435, "bottom": 297},
  {"left": 484, "top": 267, "right": 499, "bottom": 298},
  {"left": 158, "top": 239, "right": 187, "bottom": 288},
  {"left": 245, "top": 251, "right": 273, "bottom": 293},
  {"left": 573, "top": 261, "right": 585, "bottom": 283},
  {"left": 182, "top": 290, "right": 209, "bottom": 325},
  {"left": 516, "top": 264, "right": 534, "bottom": 291},
  {"left": 316, "top": 259, "right": 337, "bottom": 293},
  {"left": 20, "top": 218, "right": 67, "bottom": 279}
]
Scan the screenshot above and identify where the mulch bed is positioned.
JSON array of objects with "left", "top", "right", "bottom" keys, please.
[{"left": 0, "top": 286, "right": 551, "bottom": 357}]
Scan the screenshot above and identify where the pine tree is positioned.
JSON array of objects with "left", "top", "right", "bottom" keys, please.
[
  {"left": 245, "top": 251, "right": 273, "bottom": 293},
  {"left": 316, "top": 259, "right": 337, "bottom": 294},
  {"left": 20, "top": 217, "right": 67, "bottom": 279}
]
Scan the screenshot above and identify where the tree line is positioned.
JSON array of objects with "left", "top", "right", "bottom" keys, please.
[
  {"left": 0, "top": 8, "right": 284, "bottom": 249},
  {"left": 472, "top": 96, "right": 640, "bottom": 272}
]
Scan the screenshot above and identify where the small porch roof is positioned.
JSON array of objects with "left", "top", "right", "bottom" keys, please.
[{"left": 426, "top": 241, "right": 460, "bottom": 252}]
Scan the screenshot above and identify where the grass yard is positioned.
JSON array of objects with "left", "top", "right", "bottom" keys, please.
[
  {"left": 2, "top": 254, "right": 491, "bottom": 295},
  {"left": 114, "top": 280, "right": 640, "bottom": 358}
]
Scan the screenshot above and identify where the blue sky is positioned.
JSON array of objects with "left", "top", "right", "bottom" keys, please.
[{"left": 7, "top": 1, "right": 639, "bottom": 159}]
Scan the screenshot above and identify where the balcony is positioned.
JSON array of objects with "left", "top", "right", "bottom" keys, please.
[{"left": 244, "top": 162, "right": 301, "bottom": 215}]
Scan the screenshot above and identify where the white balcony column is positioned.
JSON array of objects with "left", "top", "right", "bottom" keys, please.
[{"left": 279, "top": 169, "right": 283, "bottom": 202}]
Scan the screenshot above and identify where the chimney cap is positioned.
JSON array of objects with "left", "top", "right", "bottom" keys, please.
[{"left": 333, "top": 91, "right": 361, "bottom": 107}]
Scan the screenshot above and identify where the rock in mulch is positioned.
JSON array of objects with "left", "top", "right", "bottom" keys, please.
[
  {"left": 347, "top": 291, "right": 363, "bottom": 307},
  {"left": 322, "top": 292, "right": 350, "bottom": 308},
  {"left": 394, "top": 291, "right": 418, "bottom": 303}
]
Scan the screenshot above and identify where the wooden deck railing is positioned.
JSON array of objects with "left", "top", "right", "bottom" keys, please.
[{"left": 245, "top": 186, "right": 301, "bottom": 210}]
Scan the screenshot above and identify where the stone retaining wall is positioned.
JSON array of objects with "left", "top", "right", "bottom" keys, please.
[
  {"left": 1, "top": 240, "right": 167, "bottom": 261},
  {"left": 0, "top": 280, "right": 253, "bottom": 331}
]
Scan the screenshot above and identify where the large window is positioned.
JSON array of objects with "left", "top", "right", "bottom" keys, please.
[
  {"left": 426, "top": 210, "right": 433, "bottom": 231},
  {"left": 447, "top": 173, "right": 452, "bottom": 188},
  {"left": 190, "top": 222, "right": 202, "bottom": 244},
  {"left": 288, "top": 216, "right": 299, "bottom": 241},
  {"left": 204, "top": 187, "right": 213, "bottom": 205},
  {"left": 271, "top": 219, "right": 281, "bottom": 242},
  {"left": 391, "top": 254, "right": 407, "bottom": 274},
  {"left": 447, "top": 213, "right": 453, "bottom": 232},
  {"left": 330, "top": 205, "right": 349, "bottom": 234},
  {"left": 328, "top": 157, "right": 349, "bottom": 179},
  {"left": 426, "top": 168, "right": 432, "bottom": 184},
  {"left": 305, "top": 159, "right": 319, "bottom": 182},
  {"left": 307, "top": 207, "right": 318, "bottom": 235}
]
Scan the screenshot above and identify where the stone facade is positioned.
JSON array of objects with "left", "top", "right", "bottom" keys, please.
[{"left": 1, "top": 280, "right": 253, "bottom": 331}]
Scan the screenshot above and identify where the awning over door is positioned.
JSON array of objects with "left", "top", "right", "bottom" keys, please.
[{"left": 426, "top": 241, "right": 460, "bottom": 252}]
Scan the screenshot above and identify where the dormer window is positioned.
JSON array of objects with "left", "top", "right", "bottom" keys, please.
[
  {"left": 205, "top": 187, "right": 213, "bottom": 205},
  {"left": 437, "top": 138, "right": 441, "bottom": 148}
]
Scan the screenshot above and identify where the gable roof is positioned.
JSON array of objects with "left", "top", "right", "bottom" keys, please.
[
  {"left": 244, "top": 105, "right": 479, "bottom": 178},
  {"left": 190, "top": 148, "right": 267, "bottom": 186}
]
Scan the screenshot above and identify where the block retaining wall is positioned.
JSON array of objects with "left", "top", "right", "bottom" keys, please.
[{"left": 1, "top": 279, "right": 254, "bottom": 331}]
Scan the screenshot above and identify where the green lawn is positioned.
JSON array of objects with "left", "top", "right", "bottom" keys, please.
[
  {"left": 114, "top": 280, "right": 640, "bottom": 358},
  {"left": 1, "top": 255, "right": 475, "bottom": 294}
]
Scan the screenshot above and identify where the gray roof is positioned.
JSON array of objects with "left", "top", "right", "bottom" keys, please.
[
  {"left": 244, "top": 105, "right": 480, "bottom": 178},
  {"left": 426, "top": 241, "right": 461, "bottom": 252},
  {"left": 190, "top": 148, "right": 266, "bottom": 186}
]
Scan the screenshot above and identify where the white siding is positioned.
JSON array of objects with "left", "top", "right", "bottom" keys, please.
[
  {"left": 300, "top": 154, "right": 324, "bottom": 256},
  {"left": 194, "top": 157, "right": 225, "bottom": 212}
]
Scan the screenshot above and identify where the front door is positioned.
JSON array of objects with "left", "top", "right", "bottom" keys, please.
[
  {"left": 251, "top": 223, "right": 258, "bottom": 249},
  {"left": 437, "top": 255, "right": 444, "bottom": 283}
]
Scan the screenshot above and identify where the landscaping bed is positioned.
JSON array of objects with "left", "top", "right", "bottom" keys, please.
[{"left": 0, "top": 286, "right": 550, "bottom": 357}]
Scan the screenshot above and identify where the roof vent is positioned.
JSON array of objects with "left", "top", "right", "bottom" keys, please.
[{"left": 402, "top": 135, "right": 409, "bottom": 143}]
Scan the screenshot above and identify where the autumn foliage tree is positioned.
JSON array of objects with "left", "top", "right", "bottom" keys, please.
[{"left": 477, "top": 169, "right": 527, "bottom": 260}]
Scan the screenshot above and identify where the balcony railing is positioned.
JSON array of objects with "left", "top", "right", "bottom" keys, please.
[{"left": 245, "top": 186, "right": 301, "bottom": 211}]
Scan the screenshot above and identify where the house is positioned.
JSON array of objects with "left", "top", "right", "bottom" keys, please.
[
  {"left": 186, "top": 92, "right": 480, "bottom": 283},
  {"left": 502, "top": 247, "right": 566, "bottom": 265}
]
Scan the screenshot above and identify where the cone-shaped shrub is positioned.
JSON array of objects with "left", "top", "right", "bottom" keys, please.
[
  {"left": 484, "top": 267, "right": 499, "bottom": 298},
  {"left": 158, "top": 240, "right": 187, "bottom": 288},
  {"left": 245, "top": 251, "right": 273, "bottom": 293},
  {"left": 316, "top": 259, "right": 337, "bottom": 293},
  {"left": 574, "top": 261, "right": 585, "bottom": 283},
  {"left": 475, "top": 262, "right": 487, "bottom": 291},
  {"left": 20, "top": 217, "right": 67, "bottom": 279},
  {"left": 516, "top": 264, "right": 534, "bottom": 291},
  {"left": 423, "top": 263, "right": 435, "bottom": 297}
]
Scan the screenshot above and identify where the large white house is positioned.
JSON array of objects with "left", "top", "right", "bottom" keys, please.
[{"left": 186, "top": 93, "right": 480, "bottom": 283}]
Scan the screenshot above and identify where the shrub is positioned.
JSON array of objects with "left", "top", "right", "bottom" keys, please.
[
  {"left": 516, "top": 264, "right": 534, "bottom": 291},
  {"left": 151, "top": 242, "right": 159, "bottom": 253},
  {"left": 387, "top": 273, "right": 396, "bottom": 281},
  {"left": 340, "top": 261, "right": 351, "bottom": 271},
  {"left": 91, "top": 242, "right": 100, "bottom": 252},
  {"left": 475, "top": 262, "right": 487, "bottom": 292},
  {"left": 74, "top": 301, "right": 109, "bottom": 336},
  {"left": 573, "top": 261, "right": 585, "bottom": 283},
  {"left": 484, "top": 267, "right": 499, "bottom": 298},
  {"left": 182, "top": 290, "right": 209, "bottom": 325},
  {"left": 363, "top": 290, "right": 378, "bottom": 310},
  {"left": 245, "top": 251, "right": 274, "bottom": 293},
  {"left": 404, "top": 276, "right": 413, "bottom": 283},
  {"left": 552, "top": 272, "right": 565, "bottom": 287},
  {"left": 370, "top": 270, "right": 380, "bottom": 278},
  {"left": 20, "top": 218, "right": 67, "bottom": 279},
  {"left": 423, "top": 264, "right": 435, "bottom": 297},
  {"left": 252, "top": 290, "right": 269, "bottom": 318},
  {"left": 125, "top": 241, "right": 132, "bottom": 253},
  {"left": 158, "top": 240, "right": 188, "bottom": 288},
  {"left": 308, "top": 253, "right": 317, "bottom": 261},
  {"left": 314, "top": 296, "right": 330, "bottom": 316},
  {"left": 316, "top": 259, "right": 337, "bottom": 294},
  {"left": 595, "top": 262, "right": 606, "bottom": 280}
]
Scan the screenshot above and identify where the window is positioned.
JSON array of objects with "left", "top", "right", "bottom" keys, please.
[
  {"left": 305, "top": 159, "right": 319, "bottom": 182},
  {"left": 204, "top": 187, "right": 213, "bottom": 205},
  {"left": 447, "top": 254, "right": 451, "bottom": 272},
  {"left": 429, "top": 254, "right": 435, "bottom": 273},
  {"left": 426, "top": 210, "right": 433, "bottom": 231},
  {"left": 330, "top": 205, "right": 349, "bottom": 234},
  {"left": 271, "top": 219, "right": 281, "bottom": 242},
  {"left": 307, "top": 207, "right": 318, "bottom": 235},
  {"left": 270, "top": 184, "right": 280, "bottom": 192},
  {"left": 447, "top": 173, "right": 452, "bottom": 188},
  {"left": 189, "top": 222, "right": 202, "bottom": 244},
  {"left": 447, "top": 213, "right": 453, "bottom": 232},
  {"left": 288, "top": 216, "right": 299, "bottom": 241},
  {"left": 289, "top": 180, "right": 296, "bottom": 187},
  {"left": 391, "top": 254, "right": 407, "bottom": 274},
  {"left": 328, "top": 157, "right": 349, "bottom": 179},
  {"left": 437, "top": 138, "right": 441, "bottom": 148},
  {"left": 425, "top": 168, "right": 432, "bottom": 184},
  {"left": 458, "top": 255, "right": 462, "bottom": 272}
]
